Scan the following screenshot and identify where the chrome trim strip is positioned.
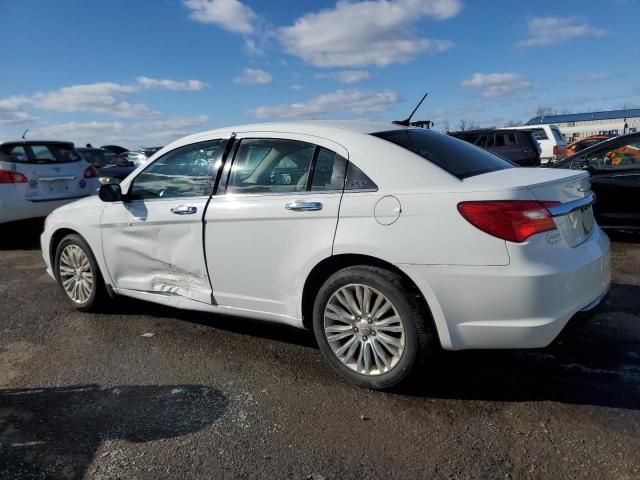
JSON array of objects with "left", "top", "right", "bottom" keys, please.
[
  {"left": 548, "top": 193, "right": 595, "bottom": 217},
  {"left": 38, "top": 175, "right": 77, "bottom": 181},
  {"left": 28, "top": 194, "right": 90, "bottom": 203}
]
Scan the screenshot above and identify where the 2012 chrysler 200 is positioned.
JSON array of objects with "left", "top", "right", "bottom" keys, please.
[{"left": 41, "top": 121, "right": 610, "bottom": 389}]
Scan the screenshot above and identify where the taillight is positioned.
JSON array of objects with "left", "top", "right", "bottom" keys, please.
[
  {"left": 457, "top": 200, "right": 560, "bottom": 243},
  {"left": 0, "top": 169, "right": 28, "bottom": 184},
  {"left": 84, "top": 166, "right": 98, "bottom": 178}
]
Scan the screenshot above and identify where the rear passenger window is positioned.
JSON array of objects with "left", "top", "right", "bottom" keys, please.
[
  {"left": 227, "top": 139, "right": 315, "bottom": 194},
  {"left": 495, "top": 133, "right": 517, "bottom": 147},
  {"left": 311, "top": 148, "right": 347, "bottom": 191}
]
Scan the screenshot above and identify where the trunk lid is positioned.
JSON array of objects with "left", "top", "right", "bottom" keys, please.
[{"left": 464, "top": 168, "right": 595, "bottom": 247}]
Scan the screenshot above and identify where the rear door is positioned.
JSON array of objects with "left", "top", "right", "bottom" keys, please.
[
  {"left": 101, "top": 139, "right": 227, "bottom": 303},
  {"left": 203, "top": 133, "right": 347, "bottom": 319}
]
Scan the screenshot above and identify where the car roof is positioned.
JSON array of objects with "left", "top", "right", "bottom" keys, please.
[
  {"left": 0, "top": 140, "right": 74, "bottom": 146},
  {"left": 451, "top": 128, "right": 534, "bottom": 134},
  {"left": 185, "top": 120, "right": 406, "bottom": 139}
]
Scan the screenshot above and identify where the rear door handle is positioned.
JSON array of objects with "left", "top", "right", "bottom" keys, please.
[
  {"left": 285, "top": 200, "right": 323, "bottom": 211},
  {"left": 170, "top": 205, "right": 198, "bottom": 215}
]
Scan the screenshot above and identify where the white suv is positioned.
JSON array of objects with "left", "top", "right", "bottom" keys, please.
[
  {"left": 504, "top": 125, "right": 568, "bottom": 164},
  {"left": 0, "top": 141, "right": 99, "bottom": 224}
]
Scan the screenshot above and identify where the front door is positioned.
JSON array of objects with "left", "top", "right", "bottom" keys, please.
[
  {"left": 203, "top": 134, "right": 348, "bottom": 320},
  {"left": 101, "top": 139, "right": 227, "bottom": 303}
]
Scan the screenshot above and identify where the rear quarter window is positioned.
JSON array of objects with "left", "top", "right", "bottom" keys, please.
[
  {"left": 373, "top": 129, "right": 514, "bottom": 180},
  {"left": 530, "top": 129, "right": 548, "bottom": 140}
]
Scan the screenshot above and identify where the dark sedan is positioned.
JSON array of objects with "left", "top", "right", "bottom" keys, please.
[{"left": 553, "top": 132, "right": 640, "bottom": 230}]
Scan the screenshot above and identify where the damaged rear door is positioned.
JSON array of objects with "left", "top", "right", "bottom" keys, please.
[{"left": 101, "top": 139, "right": 227, "bottom": 303}]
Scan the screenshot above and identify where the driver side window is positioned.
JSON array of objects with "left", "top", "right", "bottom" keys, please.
[
  {"left": 586, "top": 140, "right": 640, "bottom": 170},
  {"left": 129, "top": 140, "right": 224, "bottom": 200}
]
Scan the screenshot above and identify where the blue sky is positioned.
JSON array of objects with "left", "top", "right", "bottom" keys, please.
[{"left": 1, "top": 0, "right": 639, "bottom": 147}]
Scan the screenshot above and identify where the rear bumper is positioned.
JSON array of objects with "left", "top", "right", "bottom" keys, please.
[{"left": 399, "top": 227, "right": 611, "bottom": 350}]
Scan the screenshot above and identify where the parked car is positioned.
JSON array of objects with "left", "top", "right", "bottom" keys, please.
[
  {"left": 101, "top": 145, "right": 128, "bottom": 155},
  {"left": 41, "top": 122, "right": 610, "bottom": 389},
  {"left": 553, "top": 132, "right": 640, "bottom": 230},
  {"left": 565, "top": 135, "right": 613, "bottom": 156},
  {"left": 97, "top": 148, "right": 165, "bottom": 185},
  {"left": 0, "top": 141, "right": 98, "bottom": 224},
  {"left": 504, "top": 125, "right": 568, "bottom": 164},
  {"left": 76, "top": 147, "right": 118, "bottom": 169},
  {"left": 448, "top": 129, "right": 541, "bottom": 166}
]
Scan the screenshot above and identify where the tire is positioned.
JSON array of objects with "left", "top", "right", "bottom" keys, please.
[
  {"left": 312, "top": 265, "right": 438, "bottom": 389},
  {"left": 54, "top": 234, "right": 106, "bottom": 312}
]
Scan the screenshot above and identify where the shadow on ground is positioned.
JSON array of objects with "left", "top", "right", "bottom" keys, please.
[
  {"left": 0, "top": 219, "right": 44, "bottom": 250},
  {"left": 0, "top": 384, "right": 227, "bottom": 479},
  {"left": 607, "top": 229, "right": 640, "bottom": 244},
  {"left": 100, "top": 282, "right": 640, "bottom": 410},
  {"left": 401, "top": 283, "right": 640, "bottom": 409}
]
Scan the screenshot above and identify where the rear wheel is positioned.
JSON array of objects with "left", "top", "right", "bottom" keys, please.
[
  {"left": 312, "top": 265, "right": 438, "bottom": 389},
  {"left": 55, "top": 234, "right": 105, "bottom": 312}
]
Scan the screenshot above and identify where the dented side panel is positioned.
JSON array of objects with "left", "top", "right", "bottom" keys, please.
[{"left": 101, "top": 197, "right": 212, "bottom": 304}]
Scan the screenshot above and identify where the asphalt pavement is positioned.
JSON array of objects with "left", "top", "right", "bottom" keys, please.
[{"left": 1, "top": 223, "right": 639, "bottom": 479}]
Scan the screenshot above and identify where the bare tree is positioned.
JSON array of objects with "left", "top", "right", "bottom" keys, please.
[
  {"left": 535, "top": 106, "right": 556, "bottom": 118},
  {"left": 458, "top": 119, "right": 467, "bottom": 131},
  {"left": 441, "top": 118, "right": 451, "bottom": 133},
  {"left": 505, "top": 119, "right": 522, "bottom": 127}
]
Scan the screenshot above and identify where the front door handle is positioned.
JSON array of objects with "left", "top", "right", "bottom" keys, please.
[
  {"left": 170, "top": 205, "right": 198, "bottom": 215},
  {"left": 285, "top": 200, "right": 323, "bottom": 211}
]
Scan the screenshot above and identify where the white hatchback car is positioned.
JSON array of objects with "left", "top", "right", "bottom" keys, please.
[
  {"left": 41, "top": 122, "right": 610, "bottom": 389},
  {"left": 1, "top": 141, "right": 99, "bottom": 224}
]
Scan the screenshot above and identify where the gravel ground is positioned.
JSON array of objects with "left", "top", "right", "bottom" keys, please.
[{"left": 1, "top": 222, "right": 639, "bottom": 479}]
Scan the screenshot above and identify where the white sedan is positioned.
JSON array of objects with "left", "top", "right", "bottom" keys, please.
[{"left": 41, "top": 121, "right": 610, "bottom": 389}]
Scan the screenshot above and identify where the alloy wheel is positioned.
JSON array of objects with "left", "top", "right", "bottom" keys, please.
[
  {"left": 323, "top": 284, "right": 406, "bottom": 376},
  {"left": 59, "top": 244, "right": 94, "bottom": 304}
]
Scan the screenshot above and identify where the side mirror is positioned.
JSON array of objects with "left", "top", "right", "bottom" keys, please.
[{"left": 98, "top": 183, "right": 124, "bottom": 202}]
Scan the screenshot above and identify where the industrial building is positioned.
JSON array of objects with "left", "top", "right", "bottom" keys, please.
[{"left": 525, "top": 108, "right": 640, "bottom": 141}]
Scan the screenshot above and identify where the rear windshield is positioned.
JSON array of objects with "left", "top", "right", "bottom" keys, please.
[
  {"left": 0, "top": 143, "right": 82, "bottom": 164},
  {"left": 373, "top": 129, "right": 514, "bottom": 179},
  {"left": 530, "top": 128, "right": 548, "bottom": 140},
  {"left": 552, "top": 128, "right": 566, "bottom": 144}
]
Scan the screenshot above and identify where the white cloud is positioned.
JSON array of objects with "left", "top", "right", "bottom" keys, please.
[
  {"left": 567, "top": 72, "right": 611, "bottom": 83},
  {"left": 144, "top": 115, "right": 210, "bottom": 130},
  {"left": 183, "top": 0, "right": 256, "bottom": 34},
  {"left": 279, "top": 0, "right": 460, "bottom": 67},
  {"left": 233, "top": 68, "right": 273, "bottom": 85},
  {"left": 517, "top": 17, "right": 606, "bottom": 47},
  {"left": 462, "top": 73, "right": 532, "bottom": 98},
  {"left": 30, "top": 121, "right": 126, "bottom": 143},
  {"left": 0, "top": 111, "right": 35, "bottom": 125},
  {"left": 137, "top": 76, "right": 207, "bottom": 91},
  {"left": 32, "top": 82, "right": 157, "bottom": 118},
  {"left": 250, "top": 89, "right": 399, "bottom": 119},
  {"left": 290, "top": 84, "right": 305, "bottom": 91},
  {"left": 318, "top": 70, "right": 371, "bottom": 84},
  {"left": 0, "top": 97, "right": 34, "bottom": 125}
]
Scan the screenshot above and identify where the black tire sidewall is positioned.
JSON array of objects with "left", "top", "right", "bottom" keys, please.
[
  {"left": 54, "top": 234, "right": 100, "bottom": 311},
  {"left": 312, "top": 266, "right": 422, "bottom": 389}
]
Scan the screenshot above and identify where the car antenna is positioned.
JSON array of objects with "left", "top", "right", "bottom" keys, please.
[
  {"left": 392, "top": 93, "right": 429, "bottom": 127},
  {"left": 21, "top": 128, "right": 29, "bottom": 139}
]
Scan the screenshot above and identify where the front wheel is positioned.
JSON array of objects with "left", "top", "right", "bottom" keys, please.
[
  {"left": 55, "top": 234, "right": 106, "bottom": 312},
  {"left": 312, "top": 265, "right": 438, "bottom": 389}
]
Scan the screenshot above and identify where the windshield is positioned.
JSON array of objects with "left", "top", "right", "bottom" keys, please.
[
  {"left": 0, "top": 143, "right": 82, "bottom": 164},
  {"left": 373, "top": 129, "right": 514, "bottom": 179}
]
